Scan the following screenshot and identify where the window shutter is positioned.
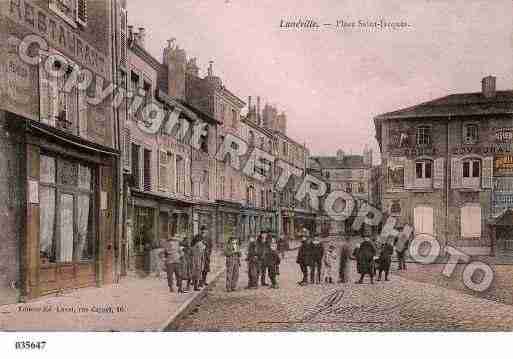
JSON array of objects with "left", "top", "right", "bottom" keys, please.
[
  {"left": 169, "top": 153, "right": 176, "bottom": 193},
  {"left": 39, "top": 61, "right": 51, "bottom": 125},
  {"left": 482, "top": 157, "right": 493, "bottom": 189},
  {"left": 118, "top": 7, "right": 128, "bottom": 67},
  {"left": 78, "top": 89, "right": 88, "bottom": 138},
  {"left": 123, "top": 128, "right": 131, "bottom": 172},
  {"left": 433, "top": 158, "right": 445, "bottom": 189},
  {"left": 185, "top": 157, "right": 191, "bottom": 195},
  {"left": 404, "top": 160, "right": 414, "bottom": 189},
  {"left": 77, "top": 0, "right": 88, "bottom": 26},
  {"left": 451, "top": 157, "right": 462, "bottom": 189},
  {"left": 66, "top": 86, "right": 78, "bottom": 133},
  {"left": 158, "top": 149, "right": 168, "bottom": 191}
]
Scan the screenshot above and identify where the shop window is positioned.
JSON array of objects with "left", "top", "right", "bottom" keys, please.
[
  {"left": 40, "top": 155, "right": 94, "bottom": 265},
  {"left": 416, "top": 126, "right": 431, "bottom": 146},
  {"left": 464, "top": 124, "right": 479, "bottom": 144},
  {"left": 460, "top": 205, "right": 481, "bottom": 238}
]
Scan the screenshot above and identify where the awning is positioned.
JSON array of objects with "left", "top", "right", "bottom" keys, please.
[{"left": 28, "top": 120, "right": 120, "bottom": 157}]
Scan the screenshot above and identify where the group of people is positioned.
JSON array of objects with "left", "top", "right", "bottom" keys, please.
[
  {"left": 161, "top": 226, "right": 213, "bottom": 293},
  {"left": 297, "top": 232, "right": 411, "bottom": 286},
  {"left": 161, "top": 225, "right": 411, "bottom": 294}
]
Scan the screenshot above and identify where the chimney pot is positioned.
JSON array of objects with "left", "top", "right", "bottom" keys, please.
[
  {"left": 482, "top": 75, "right": 496, "bottom": 98},
  {"left": 208, "top": 61, "right": 213, "bottom": 77}
]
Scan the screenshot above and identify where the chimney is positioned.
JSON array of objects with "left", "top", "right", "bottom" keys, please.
[
  {"left": 482, "top": 75, "right": 496, "bottom": 98},
  {"left": 257, "top": 97, "right": 261, "bottom": 120},
  {"left": 208, "top": 61, "right": 213, "bottom": 77},
  {"left": 138, "top": 27, "right": 146, "bottom": 48}
]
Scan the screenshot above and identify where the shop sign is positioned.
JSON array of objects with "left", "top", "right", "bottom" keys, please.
[
  {"left": 495, "top": 156, "right": 513, "bottom": 176},
  {"left": 494, "top": 128, "right": 513, "bottom": 143}
]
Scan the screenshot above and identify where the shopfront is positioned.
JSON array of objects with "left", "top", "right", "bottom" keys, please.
[
  {"left": 23, "top": 122, "right": 118, "bottom": 300},
  {"left": 216, "top": 200, "right": 241, "bottom": 247}
]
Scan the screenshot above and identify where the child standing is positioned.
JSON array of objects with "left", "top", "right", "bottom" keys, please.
[
  {"left": 323, "top": 245, "right": 337, "bottom": 284},
  {"left": 267, "top": 240, "right": 281, "bottom": 289}
]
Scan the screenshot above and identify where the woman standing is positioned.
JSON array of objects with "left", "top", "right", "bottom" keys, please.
[{"left": 191, "top": 235, "right": 206, "bottom": 291}]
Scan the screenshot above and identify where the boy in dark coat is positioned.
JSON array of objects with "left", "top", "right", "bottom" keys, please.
[
  {"left": 338, "top": 236, "right": 351, "bottom": 283},
  {"left": 377, "top": 239, "right": 394, "bottom": 281},
  {"left": 267, "top": 239, "right": 281, "bottom": 289},
  {"left": 311, "top": 238, "right": 324, "bottom": 284},
  {"left": 245, "top": 236, "right": 259, "bottom": 289},
  {"left": 296, "top": 236, "right": 313, "bottom": 285}
]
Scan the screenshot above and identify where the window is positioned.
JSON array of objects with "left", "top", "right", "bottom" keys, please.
[
  {"left": 176, "top": 155, "right": 185, "bottom": 194},
  {"left": 345, "top": 182, "right": 352, "bottom": 193},
  {"left": 143, "top": 149, "right": 152, "bottom": 192},
  {"left": 414, "top": 206, "right": 433, "bottom": 236},
  {"left": 358, "top": 182, "right": 365, "bottom": 193},
  {"left": 464, "top": 124, "right": 479, "bottom": 144},
  {"left": 39, "top": 154, "right": 95, "bottom": 265},
  {"left": 49, "top": 0, "right": 87, "bottom": 27},
  {"left": 232, "top": 109, "right": 238, "bottom": 128},
  {"left": 461, "top": 205, "right": 481, "bottom": 238},
  {"left": 416, "top": 161, "right": 432, "bottom": 179},
  {"left": 416, "top": 126, "right": 431, "bottom": 146},
  {"left": 200, "top": 126, "right": 209, "bottom": 153},
  {"left": 260, "top": 137, "right": 264, "bottom": 150},
  {"left": 248, "top": 131, "right": 255, "bottom": 147},
  {"left": 463, "top": 159, "right": 480, "bottom": 178},
  {"left": 131, "top": 144, "right": 141, "bottom": 189}
]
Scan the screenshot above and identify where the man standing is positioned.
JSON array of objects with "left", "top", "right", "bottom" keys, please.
[
  {"left": 377, "top": 238, "right": 394, "bottom": 281},
  {"left": 311, "top": 238, "right": 324, "bottom": 284},
  {"left": 258, "top": 231, "right": 272, "bottom": 286},
  {"left": 225, "top": 236, "right": 241, "bottom": 292},
  {"left": 191, "top": 235, "right": 206, "bottom": 291},
  {"left": 198, "top": 226, "right": 212, "bottom": 287},
  {"left": 296, "top": 235, "right": 313, "bottom": 285},
  {"left": 338, "top": 236, "right": 351, "bottom": 284},
  {"left": 163, "top": 236, "right": 183, "bottom": 293},
  {"left": 355, "top": 237, "right": 376, "bottom": 284},
  {"left": 395, "top": 232, "right": 410, "bottom": 271},
  {"left": 245, "top": 236, "right": 259, "bottom": 289}
]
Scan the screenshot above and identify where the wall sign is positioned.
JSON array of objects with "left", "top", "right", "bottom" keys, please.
[{"left": 495, "top": 156, "right": 513, "bottom": 176}]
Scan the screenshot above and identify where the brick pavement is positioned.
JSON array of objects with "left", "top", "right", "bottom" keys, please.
[
  {"left": 0, "top": 251, "right": 224, "bottom": 331},
  {"left": 174, "top": 247, "right": 513, "bottom": 331}
]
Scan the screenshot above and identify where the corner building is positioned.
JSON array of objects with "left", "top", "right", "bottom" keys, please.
[{"left": 375, "top": 76, "right": 513, "bottom": 258}]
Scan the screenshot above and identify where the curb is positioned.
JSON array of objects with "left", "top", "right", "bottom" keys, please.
[{"left": 159, "top": 267, "right": 225, "bottom": 331}]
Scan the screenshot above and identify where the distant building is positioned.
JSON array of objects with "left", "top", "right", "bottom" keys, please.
[
  {"left": 309, "top": 148, "right": 373, "bottom": 236},
  {"left": 374, "top": 76, "right": 513, "bottom": 258}
]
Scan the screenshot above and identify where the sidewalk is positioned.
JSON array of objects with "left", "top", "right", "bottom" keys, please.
[{"left": 0, "top": 252, "right": 225, "bottom": 332}]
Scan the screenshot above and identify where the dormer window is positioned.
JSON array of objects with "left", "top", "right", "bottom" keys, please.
[{"left": 464, "top": 124, "right": 479, "bottom": 144}]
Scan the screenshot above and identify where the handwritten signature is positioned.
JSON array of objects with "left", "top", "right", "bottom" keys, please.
[{"left": 302, "top": 289, "right": 414, "bottom": 322}]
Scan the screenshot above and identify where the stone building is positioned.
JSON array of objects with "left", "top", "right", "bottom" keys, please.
[
  {"left": 309, "top": 148, "right": 373, "bottom": 236},
  {"left": 182, "top": 57, "right": 246, "bottom": 246},
  {"left": 239, "top": 96, "right": 275, "bottom": 241},
  {"left": 0, "top": 0, "right": 124, "bottom": 303},
  {"left": 374, "top": 76, "right": 513, "bottom": 257}
]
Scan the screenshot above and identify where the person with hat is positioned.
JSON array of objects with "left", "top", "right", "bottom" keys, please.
[
  {"left": 355, "top": 237, "right": 377, "bottom": 284},
  {"left": 196, "top": 225, "right": 212, "bottom": 287},
  {"left": 296, "top": 234, "right": 313, "bottom": 285},
  {"left": 245, "top": 236, "right": 260, "bottom": 289},
  {"left": 162, "top": 236, "right": 183, "bottom": 293},
  {"left": 179, "top": 236, "right": 193, "bottom": 293},
  {"left": 191, "top": 233, "right": 206, "bottom": 291},
  {"left": 311, "top": 237, "right": 324, "bottom": 284},
  {"left": 225, "top": 236, "right": 241, "bottom": 292},
  {"left": 323, "top": 244, "right": 337, "bottom": 284},
  {"left": 338, "top": 236, "right": 351, "bottom": 284}
]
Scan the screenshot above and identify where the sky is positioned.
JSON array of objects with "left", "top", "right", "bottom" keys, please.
[{"left": 127, "top": 0, "right": 513, "bottom": 162}]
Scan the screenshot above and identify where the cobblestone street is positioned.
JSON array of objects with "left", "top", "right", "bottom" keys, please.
[{"left": 173, "top": 249, "right": 513, "bottom": 331}]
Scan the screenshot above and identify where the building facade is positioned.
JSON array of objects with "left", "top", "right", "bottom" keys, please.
[
  {"left": 309, "top": 148, "right": 373, "bottom": 236},
  {"left": 0, "top": 0, "right": 123, "bottom": 303},
  {"left": 374, "top": 76, "right": 513, "bottom": 257}
]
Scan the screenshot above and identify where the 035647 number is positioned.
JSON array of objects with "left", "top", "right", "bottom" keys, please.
[{"left": 15, "top": 341, "right": 47, "bottom": 350}]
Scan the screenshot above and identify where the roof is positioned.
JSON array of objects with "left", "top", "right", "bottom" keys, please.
[
  {"left": 310, "top": 155, "right": 367, "bottom": 169},
  {"left": 375, "top": 90, "right": 513, "bottom": 120}
]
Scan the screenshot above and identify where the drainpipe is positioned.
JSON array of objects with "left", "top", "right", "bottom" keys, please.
[{"left": 446, "top": 116, "right": 450, "bottom": 251}]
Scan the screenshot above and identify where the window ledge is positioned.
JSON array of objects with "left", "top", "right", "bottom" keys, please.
[
  {"left": 458, "top": 188, "right": 482, "bottom": 192},
  {"left": 410, "top": 187, "right": 434, "bottom": 193}
]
